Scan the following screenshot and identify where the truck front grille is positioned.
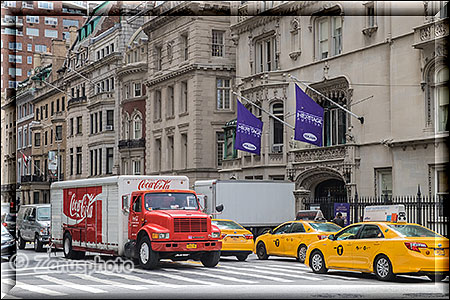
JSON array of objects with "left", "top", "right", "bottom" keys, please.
[{"left": 174, "top": 218, "right": 207, "bottom": 233}]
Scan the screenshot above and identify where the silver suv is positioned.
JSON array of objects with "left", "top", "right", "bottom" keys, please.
[{"left": 17, "top": 204, "right": 51, "bottom": 252}]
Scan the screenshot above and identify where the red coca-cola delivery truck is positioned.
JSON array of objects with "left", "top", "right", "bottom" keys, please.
[{"left": 50, "top": 176, "right": 223, "bottom": 269}]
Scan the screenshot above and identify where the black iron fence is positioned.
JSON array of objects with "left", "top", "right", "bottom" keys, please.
[{"left": 303, "top": 193, "right": 448, "bottom": 237}]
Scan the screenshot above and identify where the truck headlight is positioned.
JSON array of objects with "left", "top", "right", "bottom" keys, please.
[
  {"left": 211, "top": 232, "right": 220, "bottom": 238},
  {"left": 152, "top": 233, "right": 170, "bottom": 239}
]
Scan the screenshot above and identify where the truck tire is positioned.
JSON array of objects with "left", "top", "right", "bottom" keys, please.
[
  {"left": 138, "top": 235, "right": 159, "bottom": 270},
  {"left": 296, "top": 244, "right": 307, "bottom": 263},
  {"left": 18, "top": 233, "right": 26, "bottom": 250},
  {"left": 63, "top": 232, "right": 78, "bottom": 259},
  {"left": 34, "top": 235, "right": 44, "bottom": 252},
  {"left": 236, "top": 254, "right": 248, "bottom": 261},
  {"left": 256, "top": 242, "right": 269, "bottom": 260},
  {"left": 201, "top": 251, "right": 221, "bottom": 267}
]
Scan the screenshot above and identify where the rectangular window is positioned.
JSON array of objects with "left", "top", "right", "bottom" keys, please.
[
  {"left": 98, "top": 148, "right": 102, "bottom": 175},
  {"left": 377, "top": 168, "right": 392, "bottom": 198},
  {"left": 55, "top": 125, "right": 62, "bottom": 141},
  {"left": 63, "top": 19, "right": 79, "bottom": 27},
  {"left": 27, "top": 44, "right": 32, "bottom": 51},
  {"left": 167, "top": 85, "right": 175, "bottom": 117},
  {"left": 38, "top": 1, "right": 53, "bottom": 9},
  {"left": 44, "top": 29, "right": 58, "bottom": 38},
  {"left": 18, "top": 129, "right": 22, "bottom": 149},
  {"left": 70, "top": 118, "right": 74, "bottom": 136},
  {"left": 70, "top": 148, "right": 74, "bottom": 175},
  {"left": 319, "top": 19, "right": 329, "bottom": 59},
  {"left": 155, "top": 139, "right": 162, "bottom": 171},
  {"left": 27, "top": 56, "right": 32, "bottom": 64},
  {"left": 181, "top": 134, "right": 187, "bottom": 169},
  {"left": 90, "top": 150, "right": 93, "bottom": 176},
  {"left": 51, "top": 101, "right": 54, "bottom": 116},
  {"left": 9, "top": 55, "right": 22, "bottom": 63},
  {"left": 77, "top": 116, "right": 82, "bottom": 134},
  {"left": 76, "top": 147, "right": 82, "bottom": 175},
  {"left": 95, "top": 113, "right": 98, "bottom": 133},
  {"left": 56, "top": 99, "right": 60, "bottom": 112},
  {"left": 44, "top": 131, "right": 48, "bottom": 146},
  {"left": 26, "top": 28, "right": 39, "bottom": 36},
  {"left": 255, "top": 36, "right": 277, "bottom": 73},
  {"left": 155, "top": 90, "right": 162, "bottom": 120},
  {"left": 8, "top": 42, "right": 22, "bottom": 51},
  {"left": 332, "top": 17, "right": 342, "bottom": 56},
  {"left": 34, "top": 160, "right": 40, "bottom": 176},
  {"left": 99, "top": 111, "right": 103, "bottom": 132},
  {"left": 216, "top": 132, "right": 224, "bottom": 167},
  {"left": 26, "top": 16, "right": 39, "bottom": 24},
  {"left": 62, "top": 97, "right": 65, "bottom": 111},
  {"left": 180, "top": 81, "right": 188, "bottom": 113},
  {"left": 181, "top": 33, "right": 188, "bottom": 60},
  {"left": 168, "top": 136, "right": 174, "bottom": 170},
  {"left": 45, "top": 104, "right": 48, "bottom": 118},
  {"left": 216, "top": 79, "right": 231, "bottom": 110},
  {"left": 155, "top": 46, "right": 162, "bottom": 71},
  {"left": 134, "top": 82, "right": 141, "bottom": 97},
  {"left": 106, "top": 110, "right": 114, "bottom": 129},
  {"left": 106, "top": 148, "right": 113, "bottom": 174},
  {"left": 35, "top": 45, "right": 47, "bottom": 53},
  {"left": 212, "top": 30, "right": 224, "bottom": 57},
  {"left": 133, "top": 160, "right": 141, "bottom": 175},
  {"left": 45, "top": 17, "right": 58, "bottom": 25}
]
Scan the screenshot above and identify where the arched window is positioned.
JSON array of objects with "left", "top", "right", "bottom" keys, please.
[
  {"left": 271, "top": 103, "right": 284, "bottom": 152},
  {"left": 133, "top": 113, "right": 142, "bottom": 139},
  {"left": 435, "top": 66, "right": 449, "bottom": 132}
]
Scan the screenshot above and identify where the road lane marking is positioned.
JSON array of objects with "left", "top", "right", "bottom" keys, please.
[
  {"left": 209, "top": 267, "right": 293, "bottom": 283},
  {"left": 36, "top": 275, "right": 107, "bottom": 294},
  {"left": 265, "top": 264, "right": 311, "bottom": 271},
  {"left": 132, "top": 269, "right": 220, "bottom": 286},
  {"left": 70, "top": 274, "right": 148, "bottom": 290},
  {"left": 218, "top": 265, "right": 321, "bottom": 281},
  {"left": 164, "top": 268, "right": 258, "bottom": 284},
  {"left": 3, "top": 278, "right": 66, "bottom": 296},
  {"left": 253, "top": 265, "right": 308, "bottom": 274},
  {"left": 319, "top": 274, "right": 359, "bottom": 281},
  {"left": 97, "top": 272, "right": 180, "bottom": 288}
]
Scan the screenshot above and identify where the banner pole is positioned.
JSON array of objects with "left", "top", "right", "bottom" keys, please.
[
  {"left": 233, "top": 91, "right": 295, "bottom": 130},
  {"left": 289, "top": 74, "right": 364, "bottom": 124}
]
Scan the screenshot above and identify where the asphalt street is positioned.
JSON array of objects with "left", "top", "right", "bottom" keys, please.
[{"left": 1, "top": 244, "right": 448, "bottom": 299}]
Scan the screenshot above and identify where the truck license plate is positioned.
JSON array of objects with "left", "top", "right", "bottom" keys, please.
[
  {"left": 187, "top": 243, "right": 197, "bottom": 249},
  {"left": 434, "top": 249, "right": 445, "bottom": 256}
]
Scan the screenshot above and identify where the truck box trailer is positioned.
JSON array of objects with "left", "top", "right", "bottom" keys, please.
[
  {"left": 51, "top": 176, "right": 222, "bottom": 269},
  {"left": 194, "top": 180, "right": 295, "bottom": 236}
]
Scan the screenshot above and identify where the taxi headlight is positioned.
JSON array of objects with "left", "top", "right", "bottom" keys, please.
[
  {"left": 211, "top": 232, "right": 220, "bottom": 239},
  {"left": 152, "top": 233, "right": 170, "bottom": 239}
]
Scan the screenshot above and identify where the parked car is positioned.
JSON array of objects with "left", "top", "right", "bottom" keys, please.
[
  {"left": 305, "top": 221, "right": 449, "bottom": 281},
  {"left": 2, "top": 213, "right": 16, "bottom": 239},
  {"left": 212, "top": 219, "right": 254, "bottom": 261},
  {"left": 255, "top": 219, "right": 342, "bottom": 263},
  {"left": 1, "top": 224, "right": 16, "bottom": 262},
  {"left": 17, "top": 204, "right": 51, "bottom": 252}
]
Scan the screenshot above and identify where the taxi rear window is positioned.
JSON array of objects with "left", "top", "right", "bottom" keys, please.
[
  {"left": 387, "top": 224, "right": 441, "bottom": 237},
  {"left": 308, "top": 222, "right": 342, "bottom": 232},
  {"left": 212, "top": 220, "right": 244, "bottom": 230}
]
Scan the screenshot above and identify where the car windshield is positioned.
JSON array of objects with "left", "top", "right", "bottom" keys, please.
[
  {"left": 144, "top": 192, "right": 199, "bottom": 210},
  {"left": 308, "top": 222, "right": 342, "bottom": 232},
  {"left": 5, "top": 214, "right": 15, "bottom": 222},
  {"left": 387, "top": 224, "right": 442, "bottom": 237},
  {"left": 212, "top": 220, "right": 244, "bottom": 230},
  {"left": 37, "top": 207, "right": 50, "bottom": 221}
]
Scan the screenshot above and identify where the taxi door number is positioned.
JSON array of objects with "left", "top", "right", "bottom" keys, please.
[
  {"left": 434, "top": 249, "right": 445, "bottom": 256},
  {"left": 187, "top": 243, "right": 197, "bottom": 249}
]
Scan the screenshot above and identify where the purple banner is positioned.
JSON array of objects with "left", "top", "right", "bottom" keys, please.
[
  {"left": 334, "top": 203, "right": 350, "bottom": 226},
  {"left": 234, "top": 100, "right": 263, "bottom": 155},
  {"left": 294, "top": 84, "right": 324, "bottom": 147}
]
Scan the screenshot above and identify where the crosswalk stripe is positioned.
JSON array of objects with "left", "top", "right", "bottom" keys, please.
[
  {"left": 4, "top": 278, "right": 66, "bottom": 296},
  {"left": 36, "top": 275, "right": 107, "bottom": 294},
  {"left": 253, "top": 265, "right": 308, "bottom": 274},
  {"left": 266, "top": 264, "right": 311, "bottom": 271},
  {"left": 132, "top": 269, "right": 220, "bottom": 286},
  {"left": 219, "top": 265, "right": 321, "bottom": 281},
  {"left": 165, "top": 268, "right": 258, "bottom": 284},
  {"left": 320, "top": 274, "right": 359, "bottom": 281},
  {"left": 103, "top": 271, "right": 180, "bottom": 288},
  {"left": 70, "top": 274, "right": 147, "bottom": 290},
  {"left": 210, "top": 267, "right": 293, "bottom": 283}
]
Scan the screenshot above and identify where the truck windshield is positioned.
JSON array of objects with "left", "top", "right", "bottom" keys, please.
[
  {"left": 144, "top": 193, "right": 199, "bottom": 211},
  {"left": 212, "top": 220, "right": 244, "bottom": 230},
  {"left": 37, "top": 207, "right": 50, "bottom": 221},
  {"left": 387, "top": 224, "right": 442, "bottom": 237}
]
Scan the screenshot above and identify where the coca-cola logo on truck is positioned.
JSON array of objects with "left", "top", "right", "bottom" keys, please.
[{"left": 137, "top": 179, "right": 172, "bottom": 190}]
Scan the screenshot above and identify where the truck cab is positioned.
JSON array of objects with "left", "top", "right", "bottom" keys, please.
[{"left": 126, "top": 189, "right": 222, "bottom": 269}]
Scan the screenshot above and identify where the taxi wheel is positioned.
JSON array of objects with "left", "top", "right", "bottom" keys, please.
[
  {"left": 374, "top": 255, "right": 396, "bottom": 281},
  {"left": 427, "top": 274, "right": 447, "bottom": 282},
  {"left": 256, "top": 242, "right": 269, "bottom": 260},
  {"left": 310, "top": 250, "right": 328, "bottom": 274},
  {"left": 236, "top": 254, "right": 248, "bottom": 261},
  {"left": 296, "top": 245, "right": 307, "bottom": 263}
]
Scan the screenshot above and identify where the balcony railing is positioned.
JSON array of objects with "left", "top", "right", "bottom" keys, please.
[
  {"left": 413, "top": 18, "right": 449, "bottom": 49},
  {"left": 68, "top": 95, "right": 87, "bottom": 106},
  {"left": 118, "top": 139, "right": 146, "bottom": 150},
  {"left": 21, "top": 175, "right": 43, "bottom": 183}
]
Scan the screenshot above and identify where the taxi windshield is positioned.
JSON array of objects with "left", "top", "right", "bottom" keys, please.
[
  {"left": 308, "top": 222, "right": 342, "bottom": 232},
  {"left": 387, "top": 224, "right": 441, "bottom": 237},
  {"left": 144, "top": 192, "right": 199, "bottom": 210},
  {"left": 37, "top": 207, "right": 50, "bottom": 221},
  {"left": 212, "top": 220, "right": 244, "bottom": 230}
]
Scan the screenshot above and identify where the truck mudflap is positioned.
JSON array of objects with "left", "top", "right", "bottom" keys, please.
[{"left": 151, "top": 240, "right": 222, "bottom": 252}]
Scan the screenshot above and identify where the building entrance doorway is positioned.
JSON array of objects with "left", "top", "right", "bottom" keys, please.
[{"left": 314, "top": 179, "right": 346, "bottom": 199}]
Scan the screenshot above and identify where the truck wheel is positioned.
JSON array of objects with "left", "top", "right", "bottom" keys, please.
[
  {"left": 236, "top": 254, "right": 248, "bottom": 261},
  {"left": 256, "top": 242, "right": 268, "bottom": 260},
  {"left": 18, "top": 233, "right": 26, "bottom": 250},
  {"left": 201, "top": 251, "right": 221, "bottom": 267},
  {"left": 63, "top": 233, "right": 77, "bottom": 259},
  {"left": 310, "top": 250, "right": 328, "bottom": 274},
  {"left": 138, "top": 235, "right": 159, "bottom": 270},
  {"left": 34, "top": 235, "right": 44, "bottom": 252},
  {"left": 374, "top": 255, "right": 396, "bottom": 281},
  {"left": 296, "top": 244, "right": 307, "bottom": 263}
]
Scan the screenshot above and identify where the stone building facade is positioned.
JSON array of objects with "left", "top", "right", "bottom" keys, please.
[
  {"left": 142, "top": 2, "right": 236, "bottom": 186},
  {"left": 223, "top": 1, "right": 448, "bottom": 212}
]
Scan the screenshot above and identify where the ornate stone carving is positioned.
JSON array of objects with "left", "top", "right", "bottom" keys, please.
[{"left": 291, "top": 146, "right": 347, "bottom": 163}]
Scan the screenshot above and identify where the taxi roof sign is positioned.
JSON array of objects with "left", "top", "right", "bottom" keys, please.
[
  {"left": 296, "top": 210, "right": 326, "bottom": 221},
  {"left": 363, "top": 205, "right": 407, "bottom": 223}
]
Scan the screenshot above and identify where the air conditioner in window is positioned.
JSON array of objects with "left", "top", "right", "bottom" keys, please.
[
  {"left": 105, "top": 125, "right": 113, "bottom": 131},
  {"left": 272, "top": 144, "right": 283, "bottom": 153}
]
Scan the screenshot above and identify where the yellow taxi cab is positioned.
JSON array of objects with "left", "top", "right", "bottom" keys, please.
[
  {"left": 305, "top": 206, "right": 449, "bottom": 281},
  {"left": 211, "top": 219, "right": 254, "bottom": 261},
  {"left": 254, "top": 214, "right": 342, "bottom": 263}
]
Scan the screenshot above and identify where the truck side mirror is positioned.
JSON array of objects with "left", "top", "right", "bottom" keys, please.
[{"left": 215, "top": 204, "right": 224, "bottom": 213}]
